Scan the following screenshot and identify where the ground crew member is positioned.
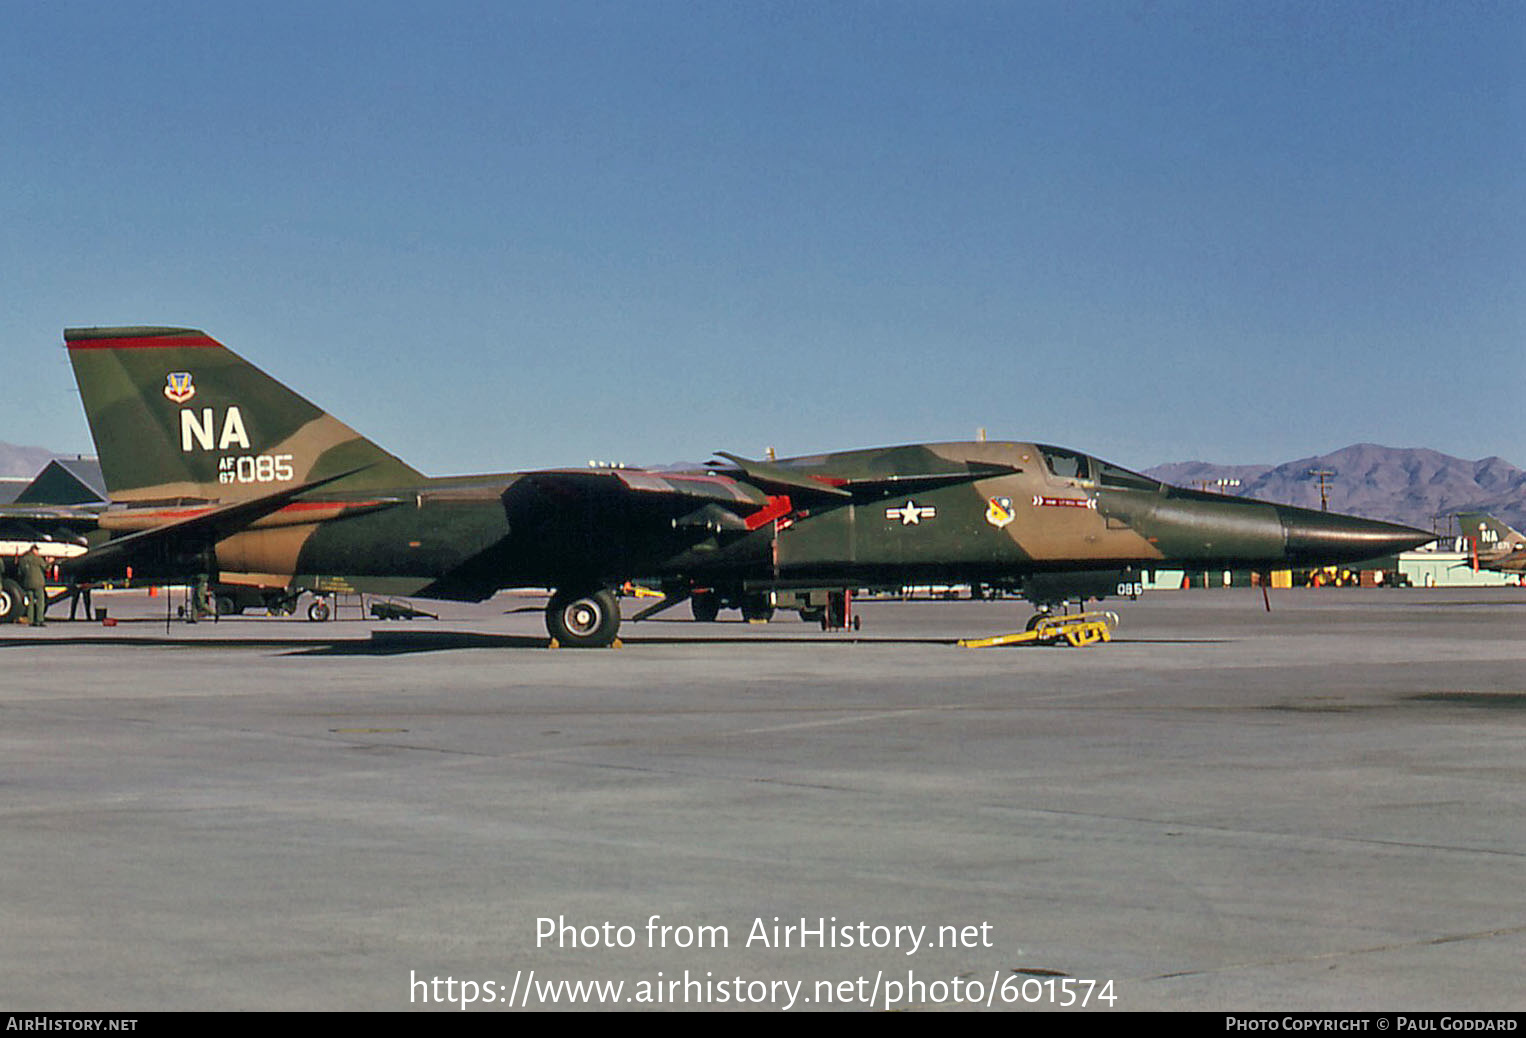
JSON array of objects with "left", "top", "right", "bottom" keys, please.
[
  {"left": 190, "top": 572, "right": 211, "bottom": 623},
  {"left": 68, "top": 583, "right": 94, "bottom": 621},
  {"left": 18, "top": 545, "right": 48, "bottom": 627}
]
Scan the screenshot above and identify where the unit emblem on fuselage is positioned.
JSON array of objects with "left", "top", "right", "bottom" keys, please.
[
  {"left": 985, "top": 496, "right": 1016, "bottom": 529},
  {"left": 163, "top": 372, "right": 195, "bottom": 404}
]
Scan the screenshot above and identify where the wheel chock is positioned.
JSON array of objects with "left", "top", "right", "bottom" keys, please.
[{"left": 959, "top": 611, "right": 1118, "bottom": 648}]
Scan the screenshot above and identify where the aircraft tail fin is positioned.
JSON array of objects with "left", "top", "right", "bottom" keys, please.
[
  {"left": 65, "top": 326, "right": 425, "bottom": 503},
  {"left": 1456, "top": 512, "right": 1526, "bottom": 553}
]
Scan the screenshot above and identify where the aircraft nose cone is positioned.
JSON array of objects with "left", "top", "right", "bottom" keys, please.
[{"left": 1278, "top": 506, "right": 1432, "bottom": 564}]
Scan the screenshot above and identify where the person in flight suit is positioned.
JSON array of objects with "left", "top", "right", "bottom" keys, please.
[{"left": 18, "top": 545, "right": 48, "bottom": 627}]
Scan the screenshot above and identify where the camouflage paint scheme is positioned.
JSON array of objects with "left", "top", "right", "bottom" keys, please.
[
  {"left": 61, "top": 327, "right": 1431, "bottom": 646},
  {"left": 1456, "top": 513, "right": 1526, "bottom": 575}
]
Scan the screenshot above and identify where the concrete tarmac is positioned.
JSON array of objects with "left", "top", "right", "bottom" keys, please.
[{"left": 1, "top": 587, "right": 1522, "bottom": 1011}]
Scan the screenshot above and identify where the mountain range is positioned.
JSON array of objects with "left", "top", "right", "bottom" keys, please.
[
  {"left": 1146, "top": 444, "right": 1526, "bottom": 536},
  {"left": 0, "top": 441, "right": 66, "bottom": 481}
]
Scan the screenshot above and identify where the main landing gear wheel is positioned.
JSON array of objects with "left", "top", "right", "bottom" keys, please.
[
  {"left": 0, "top": 578, "right": 24, "bottom": 623},
  {"left": 691, "top": 591, "right": 720, "bottom": 623},
  {"left": 547, "top": 588, "right": 621, "bottom": 648},
  {"left": 740, "top": 593, "right": 774, "bottom": 623},
  {"left": 821, "top": 590, "right": 855, "bottom": 631}
]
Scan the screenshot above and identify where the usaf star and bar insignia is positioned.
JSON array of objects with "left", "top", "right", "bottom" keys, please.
[{"left": 885, "top": 500, "right": 937, "bottom": 525}]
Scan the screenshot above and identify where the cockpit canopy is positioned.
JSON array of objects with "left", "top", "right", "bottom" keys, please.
[{"left": 1034, "top": 445, "right": 1160, "bottom": 491}]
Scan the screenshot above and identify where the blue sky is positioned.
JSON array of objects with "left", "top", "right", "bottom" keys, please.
[{"left": 3, "top": 0, "right": 1521, "bottom": 474}]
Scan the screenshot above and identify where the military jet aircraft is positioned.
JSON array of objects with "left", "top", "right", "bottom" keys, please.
[
  {"left": 58, "top": 325, "right": 1431, "bottom": 646},
  {"left": 0, "top": 507, "right": 93, "bottom": 622},
  {"left": 1456, "top": 513, "right": 1526, "bottom": 576}
]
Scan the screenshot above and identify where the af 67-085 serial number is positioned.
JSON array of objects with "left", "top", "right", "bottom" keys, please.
[{"left": 218, "top": 453, "right": 294, "bottom": 484}]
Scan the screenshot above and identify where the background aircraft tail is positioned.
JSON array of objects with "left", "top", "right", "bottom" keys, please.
[
  {"left": 1456, "top": 512, "right": 1526, "bottom": 554},
  {"left": 66, "top": 326, "right": 425, "bottom": 503}
]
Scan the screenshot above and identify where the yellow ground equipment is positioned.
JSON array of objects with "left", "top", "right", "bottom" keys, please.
[
  {"left": 620, "top": 582, "right": 665, "bottom": 599},
  {"left": 958, "top": 610, "right": 1119, "bottom": 649}
]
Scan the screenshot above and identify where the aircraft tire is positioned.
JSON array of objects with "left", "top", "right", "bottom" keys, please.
[
  {"left": 825, "top": 592, "right": 847, "bottom": 630},
  {"left": 740, "top": 593, "right": 774, "bottom": 623},
  {"left": 547, "top": 588, "right": 621, "bottom": 648},
  {"left": 214, "top": 593, "right": 243, "bottom": 616},
  {"left": 308, "top": 598, "right": 331, "bottom": 622},
  {"left": 0, "top": 578, "right": 24, "bottom": 623},
  {"left": 691, "top": 591, "right": 720, "bottom": 623}
]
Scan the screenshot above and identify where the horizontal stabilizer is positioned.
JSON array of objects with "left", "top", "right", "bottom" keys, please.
[{"left": 65, "top": 467, "right": 392, "bottom": 578}]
